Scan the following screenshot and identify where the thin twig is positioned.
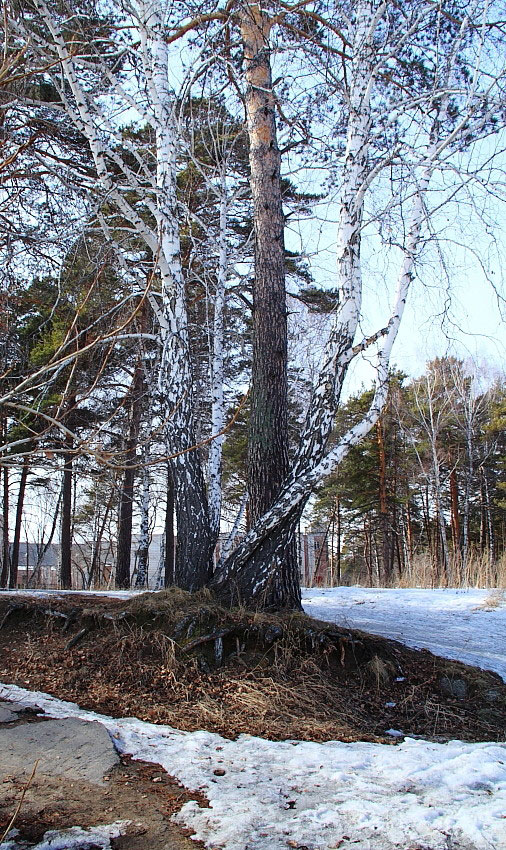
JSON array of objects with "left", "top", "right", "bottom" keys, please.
[{"left": 0, "top": 759, "right": 40, "bottom": 843}]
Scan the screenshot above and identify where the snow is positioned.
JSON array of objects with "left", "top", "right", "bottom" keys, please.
[
  {"left": 1, "top": 823, "right": 129, "bottom": 850},
  {"left": 0, "top": 590, "right": 139, "bottom": 600},
  {"left": 1, "top": 682, "right": 505, "bottom": 850},
  {"left": 1, "top": 586, "right": 505, "bottom": 849},
  {"left": 303, "top": 587, "right": 506, "bottom": 682}
]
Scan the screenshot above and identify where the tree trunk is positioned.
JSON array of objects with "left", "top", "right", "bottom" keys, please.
[
  {"left": 406, "top": 498, "right": 414, "bottom": 566},
  {"left": 135, "top": 455, "right": 150, "bottom": 587},
  {"left": 116, "top": 363, "right": 144, "bottom": 589},
  {"left": 87, "top": 488, "right": 115, "bottom": 589},
  {"left": 28, "top": 487, "right": 61, "bottom": 588},
  {"left": 215, "top": 502, "right": 303, "bottom": 609},
  {"left": 462, "top": 427, "right": 473, "bottom": 572},
  {"left": 164, "top": 464, "right": 175, "bottom": 587},
  {"left": 241, "top": 4, "right": 290, "bottom": 523},
  {"left": 482, "top": 469, "right": 496, "bottom": 564},
  {"left": 214, "top": 2, "right": 376, "bottom": 609},
  {"left": 1, "top": 463, "right": 9, "bottom": 588},
  {"left": 60, "top": 438, "right": 73, "bottom": 589},
  {"left": 335, "top": 496, "right": 341, "bottom": 585},
  {"left": 376, "top": 419, "right": 391, "bottom": 584},
  {"left": 449, "top": 466, "right": 461, "bottom": 578},
  {"left": 208, "top": 177, "right": 228, "bottom": 537},
  {"left": 9, "top": 456, "right": 29, "bottom": 589},
  {"left": 479, "top": 469, "right": 487, "bottom": 553},
  {"left": 211, "top": 3, "right": 300, "bottom": 609}
]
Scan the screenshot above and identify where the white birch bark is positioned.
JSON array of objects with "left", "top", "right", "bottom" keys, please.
[
  {"left": 213, "top": 128, "right": 441, "bottom": 597},
  {"left": 31, "top": 0, "right": 214, "bottom": 588},
  {"left": 292, "top": 0, "right": 376, "bottom": 477},
  {"left": 207, "top": 173, "right": 228, "bottom": 537},
  {"left": 135, "top": 448, "right": 151, "bottom": 588},
  {"left": 13, "top": 0, "right": 505, "bottom": 606}
]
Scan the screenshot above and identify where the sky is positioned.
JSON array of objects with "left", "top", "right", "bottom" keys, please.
[{"left": 284, "top": 160, "right": 506, "bottom": 393}]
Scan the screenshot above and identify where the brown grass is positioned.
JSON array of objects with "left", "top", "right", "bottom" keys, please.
[{"left": 0, "top": 589, "right": 505, "bottom": 745}]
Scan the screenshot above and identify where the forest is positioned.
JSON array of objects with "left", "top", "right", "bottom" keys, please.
[{"left": 1, "top": 0, "right": 505, "bottom": 608}]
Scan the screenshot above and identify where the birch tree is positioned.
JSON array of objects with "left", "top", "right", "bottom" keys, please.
[
  {"left": 211, "top": 0, "right": 506, "bottom": 606},
  {"left": 13, "top": 0, "right": 218, "bottom": 589},
  {"left": 7, "top": 0, "right": 506, "bottom": 607}
]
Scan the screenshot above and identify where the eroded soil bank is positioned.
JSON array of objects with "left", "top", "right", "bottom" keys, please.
[{"left": 0, "top": 589, "right": 505, "bottom": 744}]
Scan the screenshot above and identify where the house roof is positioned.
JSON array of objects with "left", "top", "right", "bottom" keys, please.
[{"left": 17, "top": 543, "right": 59, "bottom": 568}]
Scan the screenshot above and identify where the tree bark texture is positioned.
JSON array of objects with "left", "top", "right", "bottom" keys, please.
[
  {"left": 376, "top": 419, "right": 392, "bottom": 583},
  {"left": 214, "top": 501, "right": 302, "bottom": 609},
  {"left": 164, "top": 463, "right": 175, "bottom": 587},
  {"left": 1, "top": 464, "right": 9, "bottom": 588},
  {"left": 217, "top": 3, "right": 299, "bottom": 608},
  {"left": 135, "top": 457, "right": 150, "bottom": 587},
  {"left": 241, "top": 4, "right": 290, "bottom": 521},
  {"left": 9, "top": 456, "right": 28, "bottom": 589},
  {"left": 116, "top": 363, "right": 144, "bottom": 589},
  {"left": 60, "top": 437, "right": 73, "bottom": 589}
]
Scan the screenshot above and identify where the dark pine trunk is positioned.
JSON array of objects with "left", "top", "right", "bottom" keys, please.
[
  {"left": 242, "top": 4, "right": 289, "bottom": 520},
  {"left": 376, "top": 419, "right": 392, "bottom": 584},
  {"left": 60, "top": 438, "right": 73, "bottom": 589},
  {"left": 1, "top": 463, "right": 9, "bottom": 588},
  {"left": 164, "top": 464, "right": 175, "bottom": 587},
  {"left": 218, "top": 3, "right": 299, "bottom": 610},
  {"left": 9, "top": 456, "right": 29, "bottom": 589}
]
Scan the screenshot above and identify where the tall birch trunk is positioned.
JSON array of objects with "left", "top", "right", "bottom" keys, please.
[
  {"left": 34, "top": 0, "right": 215, "bottom": 592},
  {"left": 60, "top": 436, "right": 73, "bottom": 589},
  {"left": 164, "top": 463, "right": 175, "bottom": 587},
  {"left": 207, "top": 177, "right": 228, "bottom": 538},
  {"left": 142, "top": 6, "right": 214, "bottom": 589},
  {"left": 135, "top": 452, "right": 150, "bottom": 587}
]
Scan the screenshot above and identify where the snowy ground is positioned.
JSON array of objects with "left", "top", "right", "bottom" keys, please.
[
  {"left": 1, "top": 587, "right": 506, "bottom": 850},
  {"left": 303, "top": 587, "right": 506, "bottom": 683},
  {"left": 0, "top": 682, "right": 505, "bottom": 850},
  {"left": 1, "top": 822, "right": 129, "bottom": 850}
]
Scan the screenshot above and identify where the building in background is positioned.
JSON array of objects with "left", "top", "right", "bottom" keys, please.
[{"left": 9, "top": 530, "right": 331, "bottom": 589}]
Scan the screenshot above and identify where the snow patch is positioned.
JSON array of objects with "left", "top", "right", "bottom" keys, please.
[
  {"left": 0, "top": 822, "right": 129, "bottom": 850},
  {"left": 303, "top": 587, "right": 506, "bottom": 682},
  {"left": 1, "top": 683, "right": 505, "bottom": 850}
]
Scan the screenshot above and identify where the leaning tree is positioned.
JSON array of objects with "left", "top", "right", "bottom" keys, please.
[{"left": 5, "top": 0, "right": 506, "bottom": 607}]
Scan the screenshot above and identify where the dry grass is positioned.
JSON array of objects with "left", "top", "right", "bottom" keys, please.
[
  {"left": 0, "top": 589, "right": 505, "bottom": 745},
  {"left": 476, "top": 589, "right": 506, "bottom": 610},
  {"left": 394, "top": 551, "right": 506, "bottom": 589}
]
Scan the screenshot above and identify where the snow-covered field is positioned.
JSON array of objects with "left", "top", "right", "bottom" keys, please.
[
  {"left": 1, "top": 587, "right": 506, "bottom": 850},
  {"left": 303, "top": 586, "right": 506, "bottom": 682}
]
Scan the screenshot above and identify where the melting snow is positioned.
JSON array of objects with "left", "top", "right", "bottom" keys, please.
[
  {"left": 0, "top": 682, "right": 504, "bottom": 850},
  {"left": 303, "top": 587, "right": 506, "bottom": 682},
  {"left": 1, "top": 586, "right": 505, "bottom": 849},
  {"left": 0, "top": 822, "right": 129, "bottom": 850}
]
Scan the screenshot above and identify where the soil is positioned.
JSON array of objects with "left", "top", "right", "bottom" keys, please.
[
  {"left": 0, "top": 588, "right": 505, "bottom": 745},
  {"left": 0, "top": 713, "right": 206, "bottom": 849}
]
